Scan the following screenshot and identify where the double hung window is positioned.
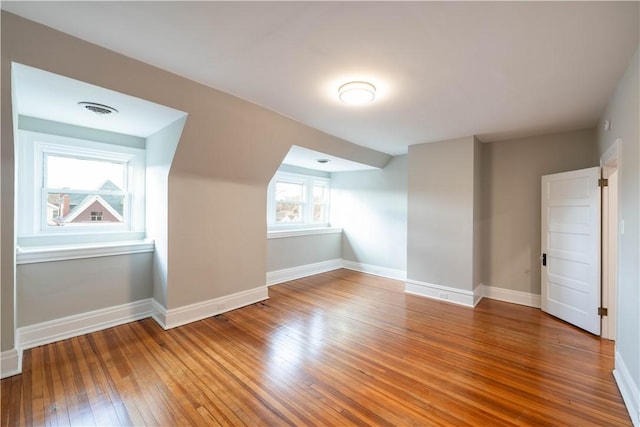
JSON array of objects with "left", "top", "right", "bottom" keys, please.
[
  {"left": 267, "top": 171, "right": 330, "bottom": 228},
  {"left": 43, "top": 153, "right": 127, "bottom": 227},
  {"left": 17, "top": 130, "right": 145, "bottom": 247}
]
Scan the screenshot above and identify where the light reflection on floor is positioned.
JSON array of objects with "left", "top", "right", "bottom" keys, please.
[{"left": 266, "top": 310, "right": 326, "bottom": 384}]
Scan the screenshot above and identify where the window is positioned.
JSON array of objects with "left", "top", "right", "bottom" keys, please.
[
  {"left": 275, "top": 180, "right": 304, "bottom": 223},
  {"left": 267, "top": 171, "right": 330, "bottom": 228},
  {"left": 17, "top": 130, "right": 145, "bottom": 246},
  {"left": 44, "top": 154, "right": 126, "bottom": 226},
  {"left": 312, "top": 183, "right": 329, "bottom": 222},
  {"left": 90, "top": 211, "right": 103, "bottom": 222}
]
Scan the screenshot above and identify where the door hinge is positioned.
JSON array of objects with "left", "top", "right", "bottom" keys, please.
[
  {"left": 598, "top": 178, "right": 608, "bottom": 187},
  {"left": 598, "top": 307, "right": 608, "bottom": 316}
]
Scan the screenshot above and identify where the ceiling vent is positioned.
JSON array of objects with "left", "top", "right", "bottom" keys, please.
[{"left": 78, "top": 102, "right": 118, "bottom": 115}]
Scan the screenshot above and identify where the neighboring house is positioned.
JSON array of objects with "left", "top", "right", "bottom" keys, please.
[
  {"left": 61, "top": 194, "right": 123, "bottom": 224},
  {"left": 48, "top": 179, "right": 124, "bottom": 225}
]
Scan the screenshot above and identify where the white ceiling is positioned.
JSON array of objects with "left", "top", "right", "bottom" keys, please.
[
  {"left": 13, "top": 63, "right": 187, "bottom": 138},
  {"left": 3, "top": 2, "right": 639, "bottom": 156}
]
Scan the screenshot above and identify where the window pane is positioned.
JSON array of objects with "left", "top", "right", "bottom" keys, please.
[
  {"left": 47, "top": 192, "right": 124, "bottom": 225},
  {"left": 313, "top": 185, "right": 326, "bottom": 203},
  {"left": 276, "top": 202, "right": 302, "bottom": 223},
  {"left": 313, "top": 204, "right": 326, "bottom": 222},
  {"left": 46, "top": 155, "right": 125, "bottom": 191},
  {"left": 275, "top": 182, "right": 303, "bottom": 202}
]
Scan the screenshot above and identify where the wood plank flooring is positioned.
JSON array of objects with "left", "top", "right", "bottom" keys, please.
[{"left": 1, "top": 270, "right": 631, "bottom": 426}]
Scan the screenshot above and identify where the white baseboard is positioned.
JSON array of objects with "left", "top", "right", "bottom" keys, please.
[
  {"left": 405, "top": 279, "right": 479, "bottom": 307},
  {"left": 9, "top": 287, "right": 269, "bottom": 375},
  {"left": 158, "top": 286, "right": 269, "bottom": 330},
  {"left": 1, "top": 348, "right": 23, "bottom": 379},
  {"left": 613, "top": 350, "right": 640, "bottom": 427},
  {"left": 151, "top": 299, "right": 168, "bottom": 329},
  {"left": 482, "top": 285, "right": 541, "bottom": 308},
  {"left": 342, "top": 260, "right": 406, "bottom": 281},
  {"left": 406, "top": 281, "right": 543, "bottom": 309},
  {"left": 267, "top": 259, "right": 342, "bottom": 286},
  {"left": 473, "top": 286, "right": 483, "bottom": 306},
  {"left": 17, "top": 299, "right": 153, "bottom": 351}
]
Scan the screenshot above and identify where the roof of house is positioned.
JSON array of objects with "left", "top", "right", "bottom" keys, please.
[{"left": 55, "top": 179, "right": 125, "bottom": 224}]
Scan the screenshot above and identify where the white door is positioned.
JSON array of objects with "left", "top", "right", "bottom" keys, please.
[{"left": 541, "top": 167, "right": 601, "bottom": 335}]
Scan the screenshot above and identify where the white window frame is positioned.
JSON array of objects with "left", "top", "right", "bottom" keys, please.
[
  {"left": 267, "top": 171, "right": 330, "bottom": 229},
  {"left": 312, "top": 179, "right": 330, "bottom": 225},
  {"left": 17, "top": 130, "right": 145, "bottom": 247}
]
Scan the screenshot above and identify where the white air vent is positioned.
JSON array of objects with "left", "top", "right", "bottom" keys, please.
[{"left": 78, "top": 102, "right": 118, "bottom": 115}]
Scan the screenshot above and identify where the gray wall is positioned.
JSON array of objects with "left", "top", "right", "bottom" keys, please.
[
  {"left": 407, "top": 137, "right": 478, "bottom": 291},
  {"left": 17, "top": 253, "right": 153, "bottom": 326},
  {"left": 331, "top": 155, "right": 407, "bottom": 271},
  {"left": 267, "top": 233, "right": 341, "bottom": 272},
  {"left": 597, "top": 47, "right": 639, "bottom": 394},
  {"left": 472, "top": 137, "right": 483, "bottom": 291},
  {"left": 482, "top": 129, "right": 597, "bottom": 294},
  {"left": 1, "top": 12, "right": 390, "bottom": 350}
]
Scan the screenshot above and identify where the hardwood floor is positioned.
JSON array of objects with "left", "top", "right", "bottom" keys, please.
[{"left": 1, "top": 270, "right": 631, "bottom": 426}]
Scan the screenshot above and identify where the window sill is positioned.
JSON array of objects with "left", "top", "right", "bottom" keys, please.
[
  {"left": 267, "top": 227, "right": 342, "bottom": 239},
  {"left": 16, "top": 239, "right": 155, "bottom": 264}
]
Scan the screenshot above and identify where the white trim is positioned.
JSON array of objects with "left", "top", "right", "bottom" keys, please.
[
  {"left": 159, "top": 286, "right": 269, "bottom": 330},
  {"left": 601, "top": 166, "right": 619, "bottom": 340},
  {"left": 267, "top": 259, "right": 342, "bottom": 286},
  {"left": 601, "top": 138, "right": 620, "bottom": 341},
  {"left": 481, "top": 285, "right": 541, "bottom": 308},
  {"left": 16, "top": 239, "right": 154, "bottom": 264},
  {"left": 404, "top": 279, "right": 478, "bottom": 307},
  {"left": 17, "top": 299, "right": 152, "bottom": 350},
  {"left": 613, "top": 350, "right": 640, "bottom": 427},
  {"left": 1, "top": 349, "right": 23, "bottom": 379},
  {"left": 151, "top": 299, "right": 168, "bottom": 329},
  {"left": 341, "top": 260, "right": 406, "bottom": 281},
  {"left": 267, "top": 227, "right": 342, "bottom": 239},
  {"left": 473, "top": 286, "right": 483, "bottom": 306},
  {"left": 600, "top": 138, "right": 621, "bottom": 167}
]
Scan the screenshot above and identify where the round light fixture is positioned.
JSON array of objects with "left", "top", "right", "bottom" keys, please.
[{"left": 338, "top": 81, "right": 376, "bottom": 105}]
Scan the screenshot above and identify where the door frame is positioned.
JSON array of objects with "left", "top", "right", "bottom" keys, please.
[{"left": 600, "top": 139, "right": 620, "bottom": 340}]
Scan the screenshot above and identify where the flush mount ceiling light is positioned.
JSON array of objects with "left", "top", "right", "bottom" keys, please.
[
  {"left": 338, "top": 81, "right": 376, "bottom": 105},
  {"left": 78, "top": 101, "right": 118, "bottom": 115}
]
